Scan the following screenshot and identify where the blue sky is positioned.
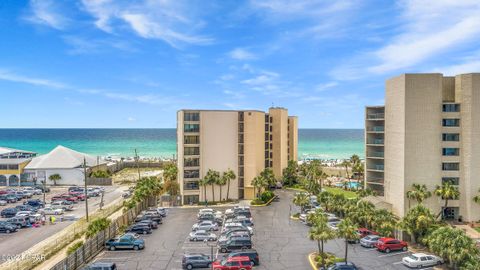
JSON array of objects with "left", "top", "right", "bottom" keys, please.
[{"left": 1, "top": 0, "right": 480, "bottom": 128}]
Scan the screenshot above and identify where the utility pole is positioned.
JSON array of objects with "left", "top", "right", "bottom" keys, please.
[
  {"left": 135, "top": 149, "right": 141, "bottom": 181},
  {"left": 84, "top": 157, "right": 89, "bottom": 222}
]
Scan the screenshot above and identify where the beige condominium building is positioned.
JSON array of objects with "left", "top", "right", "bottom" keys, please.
[
  {"left": 365, "top": 73, "right": 480, "bottom": 222},
  {"left": 177, "top": 108, "right": 298, "bottom": 204}
]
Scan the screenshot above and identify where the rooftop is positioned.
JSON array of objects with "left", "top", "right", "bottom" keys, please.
[
  {"left": 25, "top": 145, "right": 105, "bottom": 170},
  {"left": 0, "top": 147, "right": 36, "bottom": 156}
]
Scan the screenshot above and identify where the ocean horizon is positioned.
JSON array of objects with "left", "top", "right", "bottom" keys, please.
[{"left": 0, "top": 128, "right": 364, "bottom": 160}]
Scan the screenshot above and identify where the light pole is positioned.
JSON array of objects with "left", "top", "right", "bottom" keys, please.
[
  {"left": 83, "top": 157, "right": 89, "bottom": 222},
  {"left": 204, "top": 239, "right": 215, "bottom": 270}
]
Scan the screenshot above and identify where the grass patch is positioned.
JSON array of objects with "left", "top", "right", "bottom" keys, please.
[
  {"left": 323, "top": 187, "right": 358, "bottom": 199},
  {"left": 474, "top": 227, "right": 480, "bottom": 233}
]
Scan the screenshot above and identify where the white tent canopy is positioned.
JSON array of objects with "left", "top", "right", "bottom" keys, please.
[{"left": 25, "top": 145, "right": 104, "bottom": 169}]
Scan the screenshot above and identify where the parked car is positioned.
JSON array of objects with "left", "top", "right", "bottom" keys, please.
[
  {"left": 33, "top": 184, "right": 50, "bottom": 193},
  {"left": 22, "top": 187, "right": 42, "bottom": 195},
  {"left": 218, "top": 238, "right": 252, "bottom": 253},
  {"left": 39, "top": 207, "right": 64, "bottom": 215},
  {"left": 6, "top": 216, "right": 30, "bottom": 228},
  {"left": 222, "top": 223, "right": 253, "bottom": 235},
  {"left": 360, "top": 235, "right": 381, "bottom": 248},
  {"left": 227, "top": 249, "right": 259, "bottom": 266},
  {"left": 125, "top": 224, "right": 152, "bottom": 235},
  {"left": 105, "top": 234, "right": 145, "bottom": 251},
  {"left": 68, "top": 186, "right": 82, "bottom": 192},
  {"left": 218, "top": 231, "right": 251, "bottom": 245},
  {"left": 21, "top": 190, "right": 34, "bottom": 197},
  {"left": 189, "top": 230, "right": 217, "bottom": 242},
  {"left": 327, "top": 221, "right": 340, "bottom": 230},
  {"left": 192, "top": 220, "right": 218, "bottom": 231},
  {"left": 81, "top": 262, "right": 117, "bottom": 270},
  {"left": 23, "top": 199, "right": 45, "bottom": 209},
  {"left": 135, "top": 213, "right": 162, "bottom": 224},
  {"left": 212, "top": 256, "right": 253, "bottom": 270},
  {"left": 13, "top": 191, "right": 26, "bottom": 200},
  {"left": 69, "top": 192, "right": 86, "bottom": 201},
  {"left": 15, "top": 205, "right": 37, "bottom": 212},
  {"left": 402, "top": 253, "right": 443, "bottom": 268},
  {"left": 219, "top": 229, "right": 251, "bottom": 242},
  {"left": 148, "top": 207, "right": 167, "bottom": 217},
  {"left": 1, "top": 208, "right": 18, "bottom": 218},
  {"left": 5, "top": 194, "right": 18, "bottom": 203},
  {"left": 348, "top": 228, "right": 378, "bottom": 243},
  {"left": 233, "top": 218, "right": 254, "bottom": 228},
  {"left": 50, "top": 201, "right": 74, "bottom": 211},
  {"left": 375, "top": 237, "right": 408, "bottom": 253},
  {"left": 182, "top": 253, "right": 212, "bottom": 270},
  {"left": 0, "top": 199, "right": 6, "bottom": 206},
  {"left": 327, "top": 262, "right": 358, "bottom": 270},
  {"left": 0, "top": 221, "right": 18, "bottom": 234},
  {"left": 136, "top": 219, "right": 158, "bottom": 229}
]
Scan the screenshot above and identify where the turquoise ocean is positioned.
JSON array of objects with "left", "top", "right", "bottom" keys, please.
[{"left": 0, "top": 129, "right": 364, "bottom": 160}]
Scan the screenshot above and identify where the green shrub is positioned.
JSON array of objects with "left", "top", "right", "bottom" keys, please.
[
  {"left": 85, "top": 217, "right": 111, "bottom": 238},
  {"left": 250, "top": 199, "right": 265, "bottom": 205},
  {"left": 67, "top": 241, "right": 83, "bottom": 255},
  {"left": 315, "top": 252, "right": 344, "bottom": 268},
  {"left": 91, "top": 170, "right": 111, "bottom": 178},
  {"left": 260, "top": 190, "right": 274, "bottom": 202}
]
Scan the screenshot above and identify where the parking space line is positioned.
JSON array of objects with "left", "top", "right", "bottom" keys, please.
[
  {"left": 393, "top": 261, "right": 403, "bottom": 264},
  {"left": 378, "top": 251, "right": 409, "bottom": 258}
]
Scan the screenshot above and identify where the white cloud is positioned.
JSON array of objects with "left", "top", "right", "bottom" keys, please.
[
  {"left": 315, "top": 82, "right": 338, "bottom": 92},
  {"left": 331, "top": 0, "right": 480, "bottom": 79},
  {"left": 24, "top": 0, "right": 67, "bottom": 30},
  {"left": 80, "top": 0, "right": 212, "bottom": 48},
  {"left": 127, "top": 116, "right": 136, "bottom": 122},
  {"left": 229, "top": 48, "right": 257, "bottom": 60},
  {"left": 0, "top": 69, "right": 67, "bottom": 88}
]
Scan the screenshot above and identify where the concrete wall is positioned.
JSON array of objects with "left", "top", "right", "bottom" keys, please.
[
  {"left": 288, "top": 116, "right": 299, "bottom": 162},
  {"left": 458, "top": 74, "right": 480, "bottom": 222},
  {"left": 243, "top": 111, "right": 266, "bottom": 199},
  {"left": 24, "top": 168, "right": 86, "bottom": 186},
  {"left": 269, "top": 108, "right": 289, "bottom": 179},
  {"left": 200, "top": 111, "right": 239, "bottom": 201}
]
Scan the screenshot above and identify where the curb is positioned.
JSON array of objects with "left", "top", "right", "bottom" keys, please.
[
  {"left": 290, "top": 216, "right": 300, "bottom": 220},
  {"left": 308, "top": 253, "right": 318, "bottom": 270},
  {"left": 250, "top": 195, "right": 277, "bottom": 207}
]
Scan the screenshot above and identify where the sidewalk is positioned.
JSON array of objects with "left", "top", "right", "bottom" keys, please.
[{"left": 454, "top": 224, "right": 480, "bottom": 239}]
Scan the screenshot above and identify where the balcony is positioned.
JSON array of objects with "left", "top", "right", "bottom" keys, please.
[
  {"left": 367, "top": 139, "right": 384, "bottom": 145},
  {"left": 367, "top": 151, "right": 384, "bottom": 158},
  {"left": 367, "top": 165, "right": 384, "bottom": 172},
  {"left": 184, "top": 181, "right": 200, "bottom": 190},
  {"left": 367, "top": 113, "right": 385, "bottom": 120},
  {"left": 366, "top": 177, "right": 384, "bottom": 184},
  {"left": 367, "top": 126, "right": 384, "bottom": 133}
]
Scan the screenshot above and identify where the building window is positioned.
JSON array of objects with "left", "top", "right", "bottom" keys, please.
[
  {"left": 265, "top": 142, "right": 269, "bottom": 149},
  {"left": 239, "top": 156, "right": 244, "bottom": 166},
  {"left": 239, "top": 123, "right": 244, "bottom": 132},
  {"left": 264, "top": 133, "right": 269, "bottom": 140},
  {"left": 184, "top": 135, "right": 200, "bottom": 144},
  {"left": 442, "top": 104, "right": 460, "bottom": 112},
  {"left": 184, "top": 112, "right": 199, "bottom": 121},
  {"left": 265, "top": 124, "right": 269, "bottom": 132},
  {"left": 7, "top": 164, "right": 18, "bottom": 170},
  {"left": 0, "top": 165, "right": 7, "bottom": 170},
  {"left": 238, "top": 134, "right": 244, "bottom": 143},
  {"left": 184, "top": 147, "right": 200, "bottom": 156},
  {"left": 184, "top": 181, "right": 199, "bottom": 190},
  {"left": 265, "top": 160, "right": 269, "bottom": 167},
  {"left": 184, "top": 195, "right": 199, "bottom": 204},
  {"left": 442, "top": 119, "right": 460, "bottom": 127},
  {"left": 265, "top": 151, "right": 269, "bottom": 158},
  {"left": 184, "top": 170, "right": 199, "bottom": 178},
  {"left": 442, "top": 148, "right": 459, "bottom": 156},
  {"left": 184, "top": 124, "right": 200, "bottom": 132},
  {"left": 442, "top": 133, "right": 460, "bottom": 141},
  {"left": 442, "top": 177, "right": 459, "bottom": 185},
  {"left": 184, "top": 158, "right": 200, "bottom": 167},
  {"left": 238, "top": 145, "right": 244, "bottom": 155},
  {"left": 442, "top": 163, "right": 459, "bottom": 171},
  {"left": 238, "top": 112, "right": 244, "bottom": 121}
]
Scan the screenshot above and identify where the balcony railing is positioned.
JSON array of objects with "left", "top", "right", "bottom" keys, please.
[
  {"left": 367, "top": 139, "right": 384, "bottom": 145},
  {"left": 367, "top": 151, "right": 384, "bottom": 158},
  {"left": 367, "top": 126, "right": 384, "bottom": 132},
  {"left": 367, "top": 113, "right": 385, "bottom": 120},
  {"left": 368, "top": 165, "right": 384, "bottom": 171}
]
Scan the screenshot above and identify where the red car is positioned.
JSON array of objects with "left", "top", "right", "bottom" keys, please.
[
  {"left": 69, "top": 192, "right": 86, "bottom": 201},
  {"left": 52, "top": 194, "right": 78, "bottom": 202},
  {"left": 212, "top": 256, "right": 253, "bottom": 270},
  {"left": 375, "top": 237, "right": 408, "bottom": 253}
]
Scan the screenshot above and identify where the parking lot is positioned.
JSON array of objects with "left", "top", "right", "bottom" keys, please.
[
  {"left": 90, "top": 190, "right": 430, "bottom": 270},
  {"left": 0, "top": 185, "right": 126, "bottom": 261}
]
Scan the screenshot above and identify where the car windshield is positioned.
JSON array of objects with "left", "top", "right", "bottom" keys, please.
[{"left": 408, "top": 255, "right": 419, "bottom": 261}]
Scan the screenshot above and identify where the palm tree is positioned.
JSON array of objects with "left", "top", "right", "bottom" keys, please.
[
  {"left": 49, "top": 174, "right": 61, "bottom": 186},
  {"left": 473, "top": 189, "right": 480, "bottom": 205},
  {"left": 163, "top": 163, "right": 178, "bottom": 182},
  {"left": 406, "top": 184, "right": 432, "bottom": 208},
  {"left": 370, "top": 209, "right": 397, "bottom": 237},
  {"left": 308, "top": 213, "right": 336, "bottom": 268},
  {"left": 340, "top": 159, "right": 351, "bottom": 188},
  {"left": 252, "top": 175, "right": 268, "bottom": 197},
  {"left": 204, "top": 169, "right": 220, "bottom": 202},
  {"left": 434, "top": 182, "right": 460, "bottom": 219},
  {"left": 199, "top": 178, "right": 208, "bottom": 205},
  {"left": 260, "top": 168, "right": 276, "bottom": 188},
  {"left": 337, "top": 218, "right": 358, "bottom": 263},
  {"left": 399, "top": 204, "right": 436, "bottom": 243},
  {"left": 293, "top": 192, "right": 310, "bottom": 213},
  {"left": 223, "top": 169, "right": 236, "bottom": 201},
  {"left": 351, "top": 200, "right": 375, "bottom": 228},
  {"left": 216, "top": 174, "right": 227, "bottom": 201}
]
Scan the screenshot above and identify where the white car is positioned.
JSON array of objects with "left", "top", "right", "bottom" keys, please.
[
  {"left": 50, "top": 201, "right": 74, "bottom": 211},
  {"left": 402, "top": 253, "right": 444, "bottom": 268},
  {"left": 197, "top": 208, "right": 222, "bottom": 218},
  {"left": 0, "top": 200, "right": 7, "bottom": 206},
  {"left": 39, "top": 207, "right": 64, "bottom": 215},
  {"left": 192, "top": 220, "right": 218, "bottom": 231},
  {"left": 222, "top": 222, "right": 253, "bottom": 235},
  {"left": 189, "top": 230, "right": 217, "bottom": 241},
  {"left": 327, "top": 221, "right": 340, "bottom": 230},
  {"left": 23, "top": 187, "right": 42, "bottom": 195},
  {"left": 16, "top": 211, "right": 35, "bottom": 217}
]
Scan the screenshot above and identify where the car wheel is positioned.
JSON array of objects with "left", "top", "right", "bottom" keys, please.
[
  {"left": 207, "top": 263, "right": 212, "bottom": 268},
  {"left": 209, "top": 238, "right": 214, "bottom": 241},
  {"left": 221, "top": 248, "right": 227, "bottom": 253},
  {"left": 402, "top": 246, "right": 408, "bottom": 251},
  {"left": 241, "top": 246, "right": 247, "bottom": 250},
  {"left": 385, "top": 248, "right": 391, "bottom": 253},
  {"left": 193, "top": 238, "right": 197, "bottom": 241},
  {"left": 133, "top": 245, "right": 139, "bottom": 251},
  {"left": 437, "top": 261, "right": 442, "bottom": 265},
  {"left": 186, "top": 264, "right": 193, "bottom": 270},
  {"left": 109, "top": 246, "right": 116, "bottom": 251},
  {"left": 417, "top": 265, "right": 422, "bottom": 269},
  {"left": 143, "top": 231, "right": 148, "bottom": 235},
  {"left": 5, "top": 230, "right": 10, "bottom": 234}
]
